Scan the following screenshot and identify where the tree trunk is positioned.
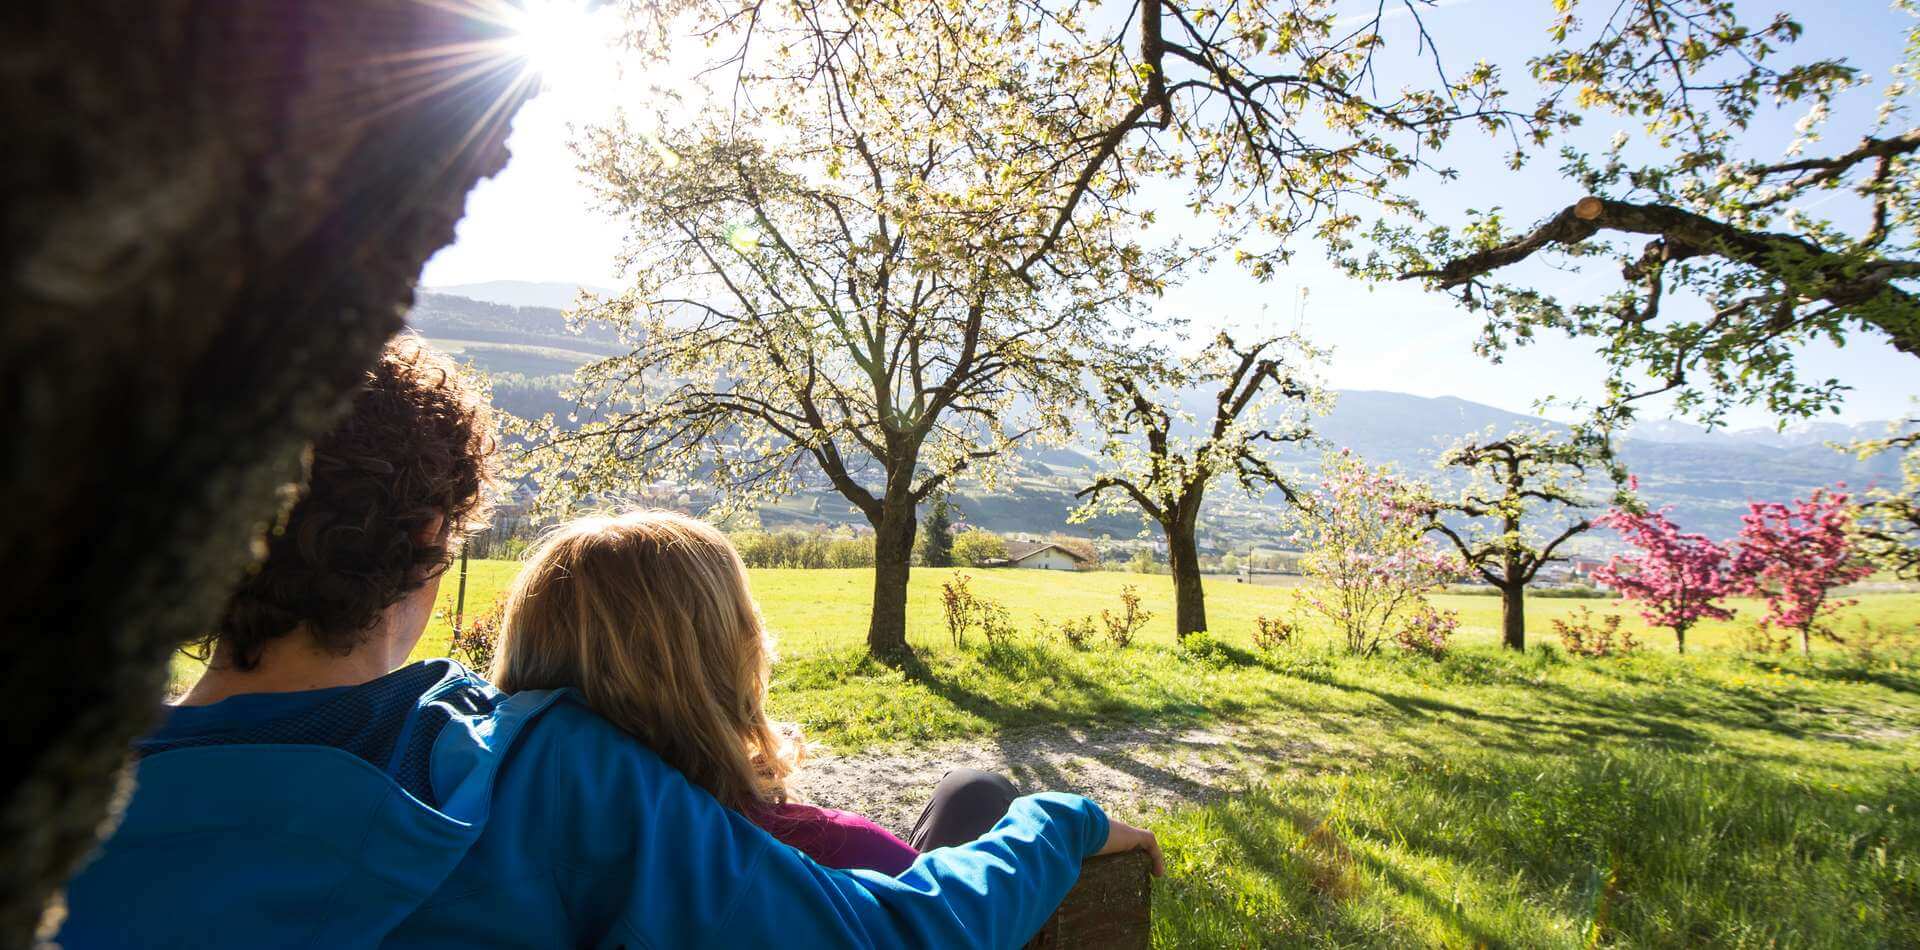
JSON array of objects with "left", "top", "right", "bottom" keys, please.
[
  {"left": 1, "top": 5, "right": 529, "bottom": 943},
  {"left": 1800, "top": 626, "right": 1812, "bottom": 658},
  {"left": 868, "top": 504, "right": 919, "bottom": 657},
  {"left": 1167, "top": 519, "right": 1207, "bottom": 641},
  {"left": 1500, "top": 584, "right": 1526, "bottom": 651},
  {"left": 1675, "top": 624, "right": 1688, "bottom": 655}
]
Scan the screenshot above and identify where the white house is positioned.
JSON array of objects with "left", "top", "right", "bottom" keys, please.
[{"left": 997, "top": 540, "right": 1092, "bottom": 571}]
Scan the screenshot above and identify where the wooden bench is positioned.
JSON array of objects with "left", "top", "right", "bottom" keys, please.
[{"left": 1024, "top": 851, "right": 1153, "bottom": 949}]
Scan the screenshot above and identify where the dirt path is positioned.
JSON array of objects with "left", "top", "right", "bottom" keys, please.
[{"left": 789, "top": 718, "right": 1351, "bottom": 833}]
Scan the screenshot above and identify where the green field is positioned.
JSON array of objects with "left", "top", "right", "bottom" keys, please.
[
  {"left": 173, "top": 561, "right": 1920, "bottom": 945},
  {"left": 418, "top": 560, "right": 1918, "bottom": 661}
]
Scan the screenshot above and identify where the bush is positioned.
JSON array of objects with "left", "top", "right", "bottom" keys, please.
[
  {"left": 1056, "top": 615, "right": 1098, "bottom": 650},
  {"left": 1252, "top": 614, "right": 1296, "bottom": 653},
  {"left": 952, "top": 530, "right": 1008, "bottom": 567},
  {"left": 940, "top": 573, "right": 1014, "bottom": 649},
  {"left": 448, "top": 599, "right": 504, "bottom": 673},
  {"left": 1101, "top": 584, "right": 1153, "bottom": 648},
  {"left": 1841, "top": 617, "right": 1918, "bottom": 664},
  {"left": 1552, "top": 606, "right": 1640, "bottom": 658},
  {"left": 1393, "top": 602, "right": 1457, "bottom": 659},
  {"left": 1178, "top": 630, "right": 1239, "bottom": 668},
  {"left": 1734, "top": 620, "right": 1794, "bottom": 655}
]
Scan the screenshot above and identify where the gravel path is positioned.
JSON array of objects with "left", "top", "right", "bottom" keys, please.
[{"left": 788, "top": 718, "right": 1344, "bottom": 833}]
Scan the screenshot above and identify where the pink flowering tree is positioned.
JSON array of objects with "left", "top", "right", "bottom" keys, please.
[
  {"left": 1295, "top": 450, "right": 1462, "bottom": 654},
  {"left": 1729, "top": 487, "right": 1872, "bottom": 657},
  {"left": 1591, "top": 507, "right": 1736, "bottom": 655}
]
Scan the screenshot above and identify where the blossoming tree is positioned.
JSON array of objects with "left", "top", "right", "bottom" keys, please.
[
  {"left": 1294, "top": 450, "right": 1461, "bottom": 655},
  {"left": 1591, "top": 507, "right": 1737, "bottom": 655},
  {"left": 1730, "top": 487, "right": 1872, "bottom": 657}
]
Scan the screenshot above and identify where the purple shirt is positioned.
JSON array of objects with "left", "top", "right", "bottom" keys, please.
[{"left": 751, "top": 802, "right": 920, "bottom": 875}]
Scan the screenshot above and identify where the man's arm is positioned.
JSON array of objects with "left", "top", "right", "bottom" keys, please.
[{"left": 519, "top": 700, "right": 1106, "bottom": 949}]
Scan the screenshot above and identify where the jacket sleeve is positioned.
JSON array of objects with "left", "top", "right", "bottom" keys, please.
[{"left": 525, "top": 704, "right": 1107, "bottom": 950}]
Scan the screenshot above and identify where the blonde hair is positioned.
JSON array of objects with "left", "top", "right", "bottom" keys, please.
[{"left": 492, "top": 510, "right": 799, "bottom": 811}]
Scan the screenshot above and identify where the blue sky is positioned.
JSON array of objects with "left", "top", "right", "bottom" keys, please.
[{"left": 422, "top": 0, "right": 1918, "bottom": 428}]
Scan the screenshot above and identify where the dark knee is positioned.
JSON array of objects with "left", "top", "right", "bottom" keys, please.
[{"left": 938, "top": 768, "right": 1016, "bottom": 805}]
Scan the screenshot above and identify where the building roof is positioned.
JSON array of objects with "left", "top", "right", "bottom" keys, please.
[{"left": 1004, "top": 540, "right": 1093, "bottom": 565}]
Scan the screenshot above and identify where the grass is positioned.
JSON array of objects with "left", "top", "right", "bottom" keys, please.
[
  {"left": 414, "top": 559, "right": 1920, "bottom": 662},
  {"left": 169, "top": 559, "right": 1920, "bottom": 945}
]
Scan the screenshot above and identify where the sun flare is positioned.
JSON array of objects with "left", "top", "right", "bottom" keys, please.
[{"left": 504, "top": 0, "right": 625, "bottom": 111}]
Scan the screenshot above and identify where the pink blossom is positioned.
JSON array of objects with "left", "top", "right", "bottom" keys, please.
[
  {"left": 1728, "top": 487, "right": 1870, "bottom": 656},
  {"left": 1590, "top": 507, "right": 1736, "bottom": 655}
]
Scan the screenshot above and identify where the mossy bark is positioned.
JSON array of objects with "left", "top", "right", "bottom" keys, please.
[{"left": 0, "top": 4, "right": 530, "bottom": 943}]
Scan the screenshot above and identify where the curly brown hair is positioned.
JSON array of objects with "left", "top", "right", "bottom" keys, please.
[{"left": 204, "top": 336, "right": 498, "bottom": 669}]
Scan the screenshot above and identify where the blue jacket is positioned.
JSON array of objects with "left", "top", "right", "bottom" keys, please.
[{"left": 58, "top": 660, "right": 1107, "bottom": 948}]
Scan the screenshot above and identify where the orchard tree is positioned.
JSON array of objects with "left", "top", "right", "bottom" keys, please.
[
  {"left": 527, "top": 3, "right": 1177, "bottom": 657},
  {"left": 1423, "top": 431, "right": 1594, "bottom": 650},
  {"left": 1075, "top": 332, "right": 1321, "bottom": 640},
  {"left": 636, "top": 0, "right": 1568, "bottom": 288},
  {"left": 1731, "top": 487, "right": 1873, "bottom": 657},
  {"left": 1855, "top": 422, "right": 1920, "bottom": 579},
  {"left": 1294, "top": 450, "right": 1461, "bottom": 655},
  {"left": 1591, "top": 507, "right": 1736, "bottom": 654},
  {"left": 920, "top": 493, "right": 955, "bottom": 568},
  {"left": 1368, "top": 1, "right": 1918, "bottom": 431}
]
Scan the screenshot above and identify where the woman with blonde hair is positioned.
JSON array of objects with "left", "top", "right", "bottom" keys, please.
[{"left": 492, "top": 510, "right": 1162, "bottom": 876}]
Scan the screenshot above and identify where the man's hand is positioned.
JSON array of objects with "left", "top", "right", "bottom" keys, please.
[{"left": 1094, "top": 817, "right": 1164, "bottom": 877}]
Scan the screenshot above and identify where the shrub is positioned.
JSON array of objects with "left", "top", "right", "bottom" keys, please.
[
  {"left": 1252, "top": 614, "right": 1296, "bottom": 653},
  {"left": 1101, "top": 584, "right": 1152, "bottom": 648},
  {"left": 1552, "top": 606, "right": 1640, "bottom": 658},
  {"left": 941, "top": 574, "right": 978, "bottom": 648},
  {"left": 939, "top": 573, "right": 1014, "bottom": 649},
  {"left": 448, "top": 599, "right": 504, "bottom": 673},
  {"left": 1734, "top": 620, "right": 1795, "bottom": 655},
  {"left": 1178, "top": 630, "right": 1236, "bottom": 668},
  {"left": 1842, "top": 617, "right": 1917, "bottom": 664},
  {"left": 1393, "top": 602, "right": 1457, "bottom": 659},
  {"left": 1056, "top": 615, "right": 1098, "bottom": 650}
]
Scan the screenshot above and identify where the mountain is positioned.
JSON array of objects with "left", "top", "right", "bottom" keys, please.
[
  {"left": 424, "top": 280, "right": 613, "bottom": 310},
  {"left": 405, "top": 293, "right": 1903, "bottom": 549}
]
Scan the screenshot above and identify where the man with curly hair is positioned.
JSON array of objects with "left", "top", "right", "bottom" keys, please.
[{"left": 56, "top": 337, "right": 1153, "bottom": 948}]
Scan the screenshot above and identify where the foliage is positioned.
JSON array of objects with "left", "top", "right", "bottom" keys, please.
[
  {"left": 529, "top": 0, "right": 1189, "bottom": 654},
  {"left": 1393, "top": 603, "right": 1459, "bottom": 659},
  {"left": 919, "top": 493, "right": 955, "bottom": 568},
  {"left": 1176, "top": 630, "right": 1239, "bottom": 669},
  {"left": 1251, "top": 614, "right": 1296, "bottom": 654},
  {"left": 1842, "top": 616, "right": 1920, "bottom": 665},
  {"left": 950, "top": 530, "right": 1008, "bottom": 568},
  {"left": 1075, "top": 330, "right": 1323, "bottom": 639},
  {"left": 733, "top": 529, "right": 875, "bottom": 569},
  {"left": 1730, "top": 486, "right": 1874, "bottom": 656},
  {"left": 1295, "top": 450, "right": 1462, "bottom": 654},
  {"left": 447, "top": 599, "right": 504, "bottom": 674},
  {"left": 1101, "top": 584, "right": 1153, "bottom": 649},
  {"left": 1055, "top": 615, "right": 1098, "bottom": 651},
  {"left": 1592, "top": 506, "right": 1738, "bottom": 653},
  {"left": 1357, "top": 0, "right": 1918, "bottom": 432},
  {"left": 1855, "top": 422, "right": 1920, "bottom": 579},
  {"left": 1734, "top": 619, "right": 1795, "bottom": 656},
  {"left": 1552, "top": 605, "right": 1640, "bottom": 658},
  {"left": 1421, "top": 429, "right": 1597, "bottom": 648}
]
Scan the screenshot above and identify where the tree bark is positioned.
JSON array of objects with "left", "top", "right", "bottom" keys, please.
[
  {"left": 1167, "top": 516, "right": 1207, "bottom": 641},
  {"left": 1500, "top": 584, "right": 1526, "bottom": 651},
  {"left": 1675, "top": 623, "right": 1689, "bottom": 656},
  {"left": 1, "top": 4, "right": 529, "bottom": 943},
  {"left": 867, "top": 503, "right": 919, "bottom": 657}
]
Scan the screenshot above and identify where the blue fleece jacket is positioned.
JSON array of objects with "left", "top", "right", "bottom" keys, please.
[{"left": 57, "top": 660, "right": 1107, "bottom": 949}]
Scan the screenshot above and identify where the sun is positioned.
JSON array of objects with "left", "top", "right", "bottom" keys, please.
[{"left": 505, "top": 0, "right": 625, "bottom": 110}]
